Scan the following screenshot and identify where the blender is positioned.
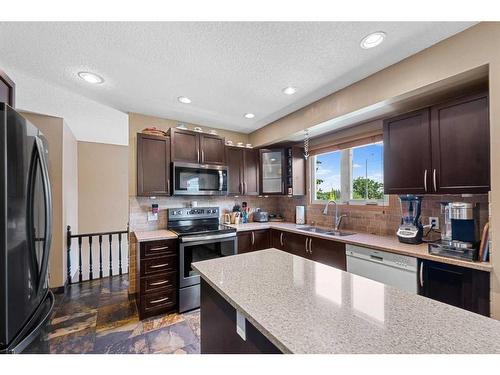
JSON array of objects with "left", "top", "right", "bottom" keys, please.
[{"left": 397, "top": 195, "right": 424, "bottom": 244}]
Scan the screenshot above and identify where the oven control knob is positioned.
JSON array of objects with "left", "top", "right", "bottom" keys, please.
[{"left": 207, "top": 209, "right": 212, "bottom": 214}]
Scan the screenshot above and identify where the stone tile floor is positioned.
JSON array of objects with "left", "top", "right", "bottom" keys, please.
[{"left": 23, "top": 275, "right": 200, "bottom": 354}]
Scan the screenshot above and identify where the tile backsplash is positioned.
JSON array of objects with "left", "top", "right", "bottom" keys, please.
[{"left": 128, "top": 193, "right": 489, "bottom": 294}]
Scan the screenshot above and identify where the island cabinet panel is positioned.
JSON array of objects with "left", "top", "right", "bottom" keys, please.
[
  {"left": 237, "top": 229, "right": 270, "bottom": 254},
  {"left": 418, "top": 259, "right": 490, "bottom": 317},
  {"left": 170, "top": 128, "right": 226, "bottom": 164},
  {"left": 136, "top": 238, "right": 179, "bottom": 319},
  {"left": 137, "top": 133, "right": 171, "bottom": 196},
  {"left": 430, "top": 93, "right": 490, "bottom": 194},
  {"left": 383, "top": 108, "right": 432, "bottom": 195},
  {"left": 308, "top": 237, "right": 346, "bottom": 271},
  {"left": 200, "top": 279, "right": 282, "bottom": 354}
]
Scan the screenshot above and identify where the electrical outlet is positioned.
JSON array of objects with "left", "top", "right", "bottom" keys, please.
[{"left": 429, "top": 216, "right": 439, "bottom": 229}]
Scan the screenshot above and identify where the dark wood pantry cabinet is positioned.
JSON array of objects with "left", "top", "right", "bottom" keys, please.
[
  {"left": 383, "top": 92, "right": 490, "bottom": 194},
  {"left": 169, "top": 128, "right": 226, "bottom": 165},
  {"left": 226, "top": 146, "right": 259, "bottom": 195},
  {"left": 137, "top": 133, "right": 171, "bottom": 196},
  {"left": 418, "top": 259, "right": 490, "bottom": 317}
]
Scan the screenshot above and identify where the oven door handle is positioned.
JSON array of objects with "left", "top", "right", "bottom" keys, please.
[{"left": 181, "top": 232, "right": 236, "bottom": 243}]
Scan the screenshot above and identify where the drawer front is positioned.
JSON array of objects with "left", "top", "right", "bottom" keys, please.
[
  {"left": 140, "top": 289, "right": 177, "bottom": 315},
  {"left": 141, "top": 239, "right": 177, "bottom": 259},
  {"left": 140, "top": 272, "right": 177, "bottom": 293},
  {"left": 141, "top": 255, "right": 177, "bottom": 276}
]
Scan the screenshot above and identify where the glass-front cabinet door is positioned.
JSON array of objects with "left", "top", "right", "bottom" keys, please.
[{"left": 260, "top": 149, "right": 285, "bottom": 194}]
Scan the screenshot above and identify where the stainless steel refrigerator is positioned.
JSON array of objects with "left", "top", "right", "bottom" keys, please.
[{"left": 0, "top": 103, "right": 54, "bottom": 353}]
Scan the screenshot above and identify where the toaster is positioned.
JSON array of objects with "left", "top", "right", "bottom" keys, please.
[{"left": 253, "top": 210, "right": 269, "bottom": 222}]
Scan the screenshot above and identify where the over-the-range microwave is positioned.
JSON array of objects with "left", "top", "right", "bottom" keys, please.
[{"left": 172, "top": 162, "right": 228, "bottom": 196}]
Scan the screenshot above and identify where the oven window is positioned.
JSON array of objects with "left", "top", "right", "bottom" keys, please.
[
  {"left": 175, "top": 166, "right": 222, "bottom": 192},
  {"left": 183, "top": 240, "right": 234, "bottom": 278}
]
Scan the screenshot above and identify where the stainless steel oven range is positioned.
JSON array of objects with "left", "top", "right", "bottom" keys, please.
[{"left": 167, "top": 207, "right": 237, "bottom": 312}]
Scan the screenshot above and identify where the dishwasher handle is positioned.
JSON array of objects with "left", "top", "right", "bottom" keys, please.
[{"left": 370, "top": 255, "right": 383, "bottom": 262}]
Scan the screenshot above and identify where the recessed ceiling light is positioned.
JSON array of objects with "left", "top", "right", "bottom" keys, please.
[
  {"left": 282, "top": 87, "right": 297, "bottom": 95},
  {"left": 360, "top": 31, "right": 386, "bottom": 49},
  {"left": 178, "top": 96, "right": 192, "bottom": 104},
  {"left": 244, "top": 113, "right": 255, "bottom": 119},
  {"left": 78, "top": 71, "right": 104, "bottom": 84}
]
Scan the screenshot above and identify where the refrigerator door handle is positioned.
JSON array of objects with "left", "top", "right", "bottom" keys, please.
[{"left": 34, "top": 136, "right": 53, "bottom": 294}]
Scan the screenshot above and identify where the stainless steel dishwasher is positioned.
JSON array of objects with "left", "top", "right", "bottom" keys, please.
[{"left": 346, "top": 244, "right": 418, "bottom": 294}]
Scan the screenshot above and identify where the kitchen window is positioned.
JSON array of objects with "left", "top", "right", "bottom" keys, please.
[{"left": 311, "top": 141, "right": 385, "bottom": 205}]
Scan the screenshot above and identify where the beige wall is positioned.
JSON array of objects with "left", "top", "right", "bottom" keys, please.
[
  {"left": 20, "top": 112, "right": 76, "bottom": 288},
  {"left": 78, "top": 141, "right": 128, "bottom": 233},
  {"left": 128, "top": 112, "right": 250, "bottom": 196},
  {"left": 249, "top": 22, "right": 500, "bottom": 319}
]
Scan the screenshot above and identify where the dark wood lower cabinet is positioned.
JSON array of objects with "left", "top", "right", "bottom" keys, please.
[
  {"left": 418, "top": 259, "right": 490, "bottom": 317},
  {"left": 308, "top": 237, "right": 346, "bottom": 271},
  {"left": 200, "top": 279, "right": 281, "bottom": 354},
  {"left": 237, "top": 229, "right": 270, "bottom": 254},
  {"left": 136, "top": 238, "right": 179, "bottom": 319},
  {"left": 270, "top": 229, "right": 346, "bottom": 271}
]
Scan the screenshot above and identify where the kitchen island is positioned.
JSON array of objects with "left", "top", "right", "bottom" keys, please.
[{"left": 192, "top": 248, "right": 500, "bottom": 354}]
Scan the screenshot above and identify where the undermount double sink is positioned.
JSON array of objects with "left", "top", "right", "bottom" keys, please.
[{"left": 296, "top": 226, "right": 356, "bottom": 237}]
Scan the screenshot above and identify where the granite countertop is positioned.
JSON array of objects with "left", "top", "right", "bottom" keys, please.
[
  {"left": 192, "top": 249, "right": 500, "bottom": 354},
  {"left": 134, "top": 229, "right": 178, "bottom": 242},
  {"left": 228, "top": 222, "right": 493, "bottom": 272}
]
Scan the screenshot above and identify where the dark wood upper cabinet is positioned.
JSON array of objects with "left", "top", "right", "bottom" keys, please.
[
  {"left": 226, "top": 147, "right": 259, "bottom": 195},
  {"left": 137, "top": 133, "right": 171, "bottom": 196},
  {"left": 383, "top": 108, "right": 432, "bottom": 195},
  {"left": 227, "top": 147, "right": 244, "bottom": 194},
  {"left": 200, "top": 134, "right": 226, "bottom": 165},
  {"left": 0, "top": 69, "right": 15, "bottom": 107},
  {"left": 384, "top": 92, "right": 490, "bottom": 195},
  {"left": 418, "top": 259, "right": 490, "bottom": 317},
  {"left": 170, "top": 128, "right": 200, "bottom": 163},
  {"left": 430, "top": 92, "right": 490, "bottom": 194},
  {"left": 170, "top": 128, "right": 226, "bottom": 165},
  {"left": 243, "top": 149, "right": 259, "bottom": 195}
]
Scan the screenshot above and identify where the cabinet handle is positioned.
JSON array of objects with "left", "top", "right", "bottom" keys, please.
[
  {"left": 280, "top": 232, "right": 284, "bottom": 247},
  {"left": 167, "top": 178, "right": 170, "bottom": 194},
  {"left": 309, "top": 238, "right": 312, "bottom": 254},
  {"left": 201, "top": 149, "right": 205, "bottom": 162},
  {"left": 305, "top": 238, "right": 309, "bottom": 253},
  {"left": 419, "top": 262, "right": 424, "bottom": 288},
  {"left": 282, "top": 181, "right": 285, "bottom": 194},
  {"left": 239, "top": 182, "right": 243, "bottom": 194},
  {"left": 150, "top": 297, "right": 169, "bottom": 304},
  {"left": 251, "top": 231, "right": 255, "bottom": 245},
  {"left": 197, "top": 149, "right": 200, "bottom": 162},
  {"left": 149, "top": 246, "right": 169, "bottom": 252},
  {"left": 150, "top": 280, "right": 169, "bottom": 286},
  {"left": 151, "top": 263, "right": 169, "bottom": 268},
  {"left": 433, "top": 169, "right": 437, "bottom": 192},
  {"left": 423, "top": 169, "right": 427, "bottom": 192},
  {"left": 244, "top": 182, "right": 247, "bottom": 195}
]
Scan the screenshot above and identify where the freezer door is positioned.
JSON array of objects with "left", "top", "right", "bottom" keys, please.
[{"left": 0, "top": 105, "right": 52, "bottom": 349}]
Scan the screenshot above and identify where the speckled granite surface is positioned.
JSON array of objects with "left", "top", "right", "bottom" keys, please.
[
  {"left": 228, "top": 222, "right": 492, "bottom": 272},
  {"left": 134, "top": 229, "right": 178, "bottom": 242},
  {"left": 193, "top": 249, "right": 500, "bottom": 354}
]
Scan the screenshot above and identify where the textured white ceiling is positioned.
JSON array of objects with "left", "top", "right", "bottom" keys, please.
[{"left": 0, "top": 22, "right": 475, "bottom": 135}]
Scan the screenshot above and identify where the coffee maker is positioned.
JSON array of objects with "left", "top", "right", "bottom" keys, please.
[
  {"left": 397, "top": 195, "right": 424, "bottom": 244},
  {"left": 428, "top": 202, "right": 479, "bottom": 260}
]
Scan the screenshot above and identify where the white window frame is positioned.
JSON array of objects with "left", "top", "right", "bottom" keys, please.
[{"left": 310, "top": 142, "right": 387, "bottom": 206}]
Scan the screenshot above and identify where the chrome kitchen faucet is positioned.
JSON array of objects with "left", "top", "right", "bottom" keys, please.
[{"left": 323, "top": 200, "right": 347, "bottom": 231}]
